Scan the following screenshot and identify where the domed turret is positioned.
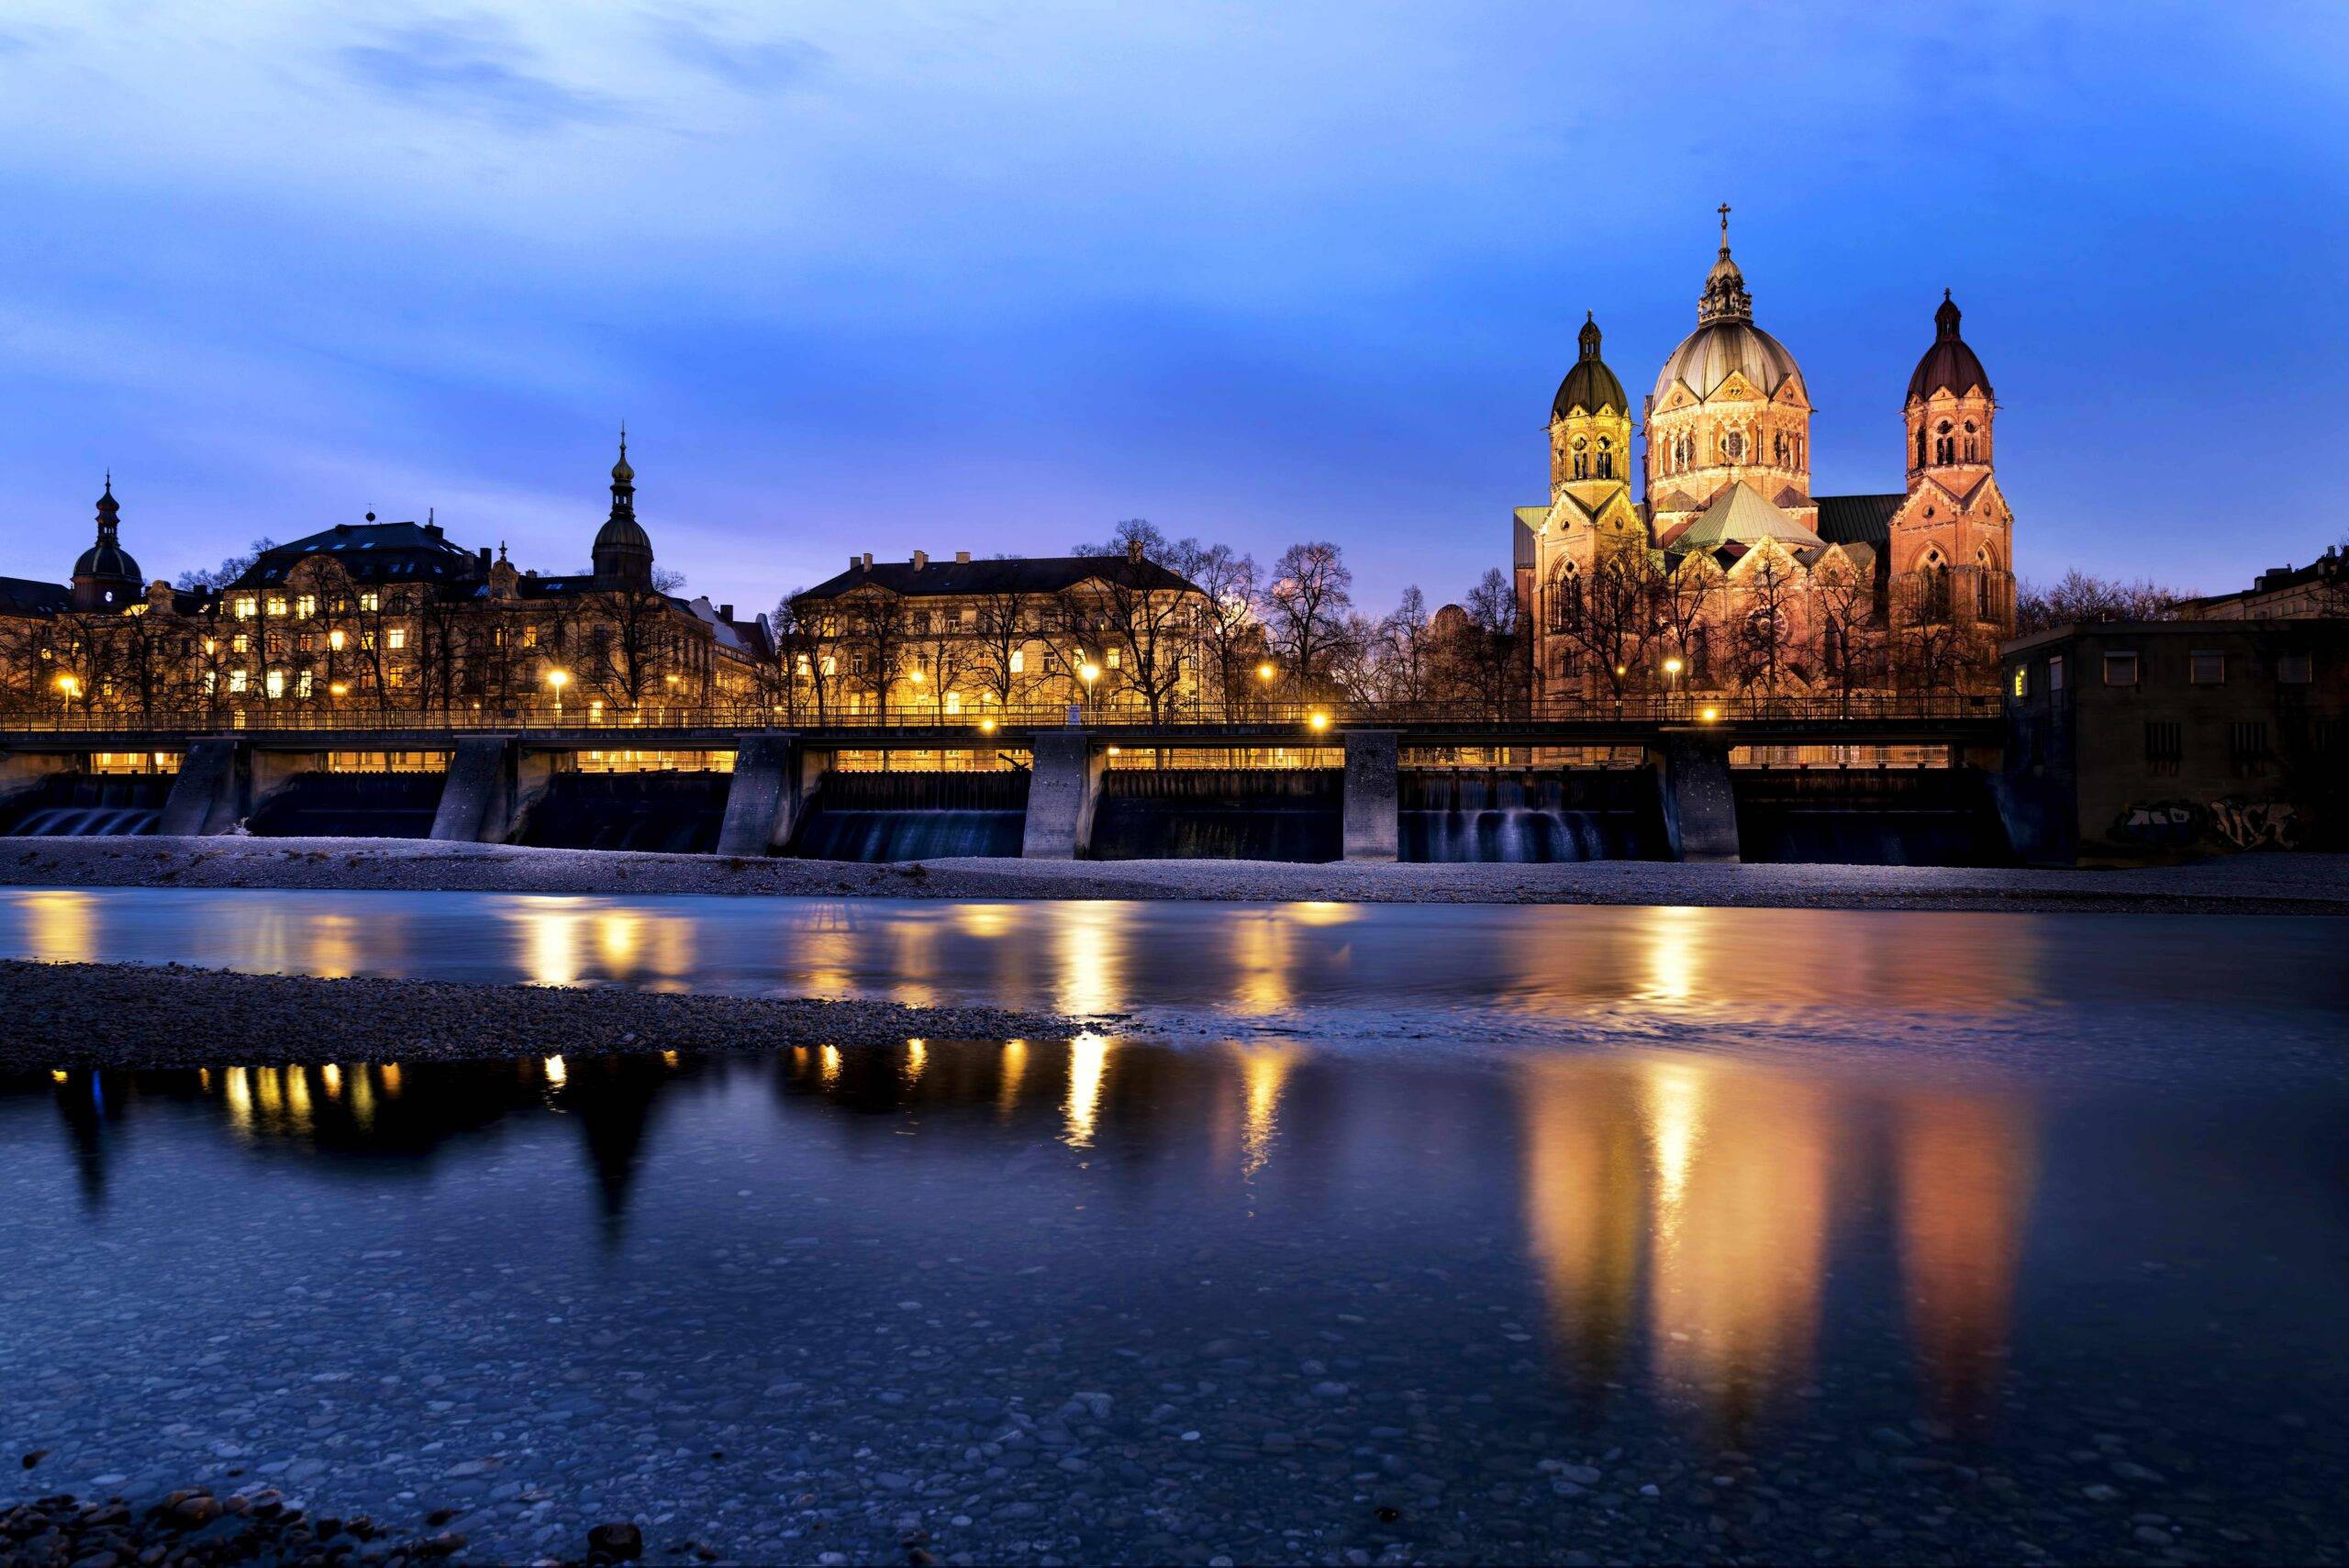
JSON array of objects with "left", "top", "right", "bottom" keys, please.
[
  {"left": 1905, "top": 291, "right": 1996, "bottom": 481},
  {"left": 1553, "top": 313, "right": 1627, "bottom": 420},
  {"left": 591, "top": 428, "right": 655, "bottom": 587},
  {"left": 71, "top": 476, "right": 144, "bottom": 611},
  {"left": 1906, "top": 290, "right": 1992, "bottom": 403},
  {"left": 1549, "top": 314, "right": 1631, "bottom": 500}
]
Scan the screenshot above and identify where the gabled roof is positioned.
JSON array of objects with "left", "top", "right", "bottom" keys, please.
[
  {"left": 1674, "top": 481, "right": 1822, "bottom": 551},
  {"left": 0, "top": 575, "right": 70, "bottom": 617},
  {"left": 796, "top": 554, "right": 1201, "bottom": 602},
  {"left": 1814, "top": 493, "right": 1903, "bottom": 546}
]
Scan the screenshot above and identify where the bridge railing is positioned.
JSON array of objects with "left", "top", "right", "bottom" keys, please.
[{"left": 0, "top": 692, "right": 2001, "bottom": 738}]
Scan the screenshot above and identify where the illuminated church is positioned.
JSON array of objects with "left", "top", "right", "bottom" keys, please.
[{"left": 1515, "top": 208, "right": 2015, "bottom": 702}]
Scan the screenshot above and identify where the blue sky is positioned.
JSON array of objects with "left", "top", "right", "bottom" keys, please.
[{"left": 1, "top": 1, "right": 2343, "bottom": 618}]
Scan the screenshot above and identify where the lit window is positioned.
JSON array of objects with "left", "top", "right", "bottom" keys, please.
[
  {"left": 1106, "top": 649, "right": 1121, "bottom": 669},
  {"left": 264, "top": 669, "right": 284, "bottom": 699},
  {"left": 328, "top": 629, "right": 346, "bottom": 651},
  {"left": 2278, "top": 652, "right": 2313, "bottom": 684},
  {"left": 360, "top": 592, "right": 380, "bottom": 612},
  {"left": 266, "top": 596, "right": 288, "bottom": 617},
  {"left": 295, "top": 595, "right": 316, "bottom": 619},
  {"left": 201, "top": 671, "right": 217, "bottom": 695},
  {"left": 2189, "top": 651, "right": 2226, "bottom": 686},
  {"left": 943, "top": 691, "right": 963, "bottom": 715},
  {"left": 296, "top": 670, "right": 314, "bottom": 698},
  {"left": 2103, "top": 652, "right": 2139, "bottom": 686},
  {"left": 387, "top": 628, "right": 407, "bottom": 651},
  {"left": 523, "top": 625, "right": 538, "bottom": 649},
  {"left": 228, "top": 669, "right": 249, "bottom": 694},
  {"left": 1009, "top": 651, "right": 1026, "bottom": 673},
  {"left": 234, "top": 596, "right": 257, "bottom": 619},
  {"left": 231, "top": 634, "right": 249, "bottom": 654}
]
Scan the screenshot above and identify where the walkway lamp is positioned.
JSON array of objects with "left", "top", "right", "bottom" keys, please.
[
  {"left": 1078, "top": 662, "right": 1100, "bottom": 717},
  {"left": 1663, "top": 655, "right": 1684, "bottom": 717},
  {"left": 1308, "top": 711, "right": 1330, "bottom": 733},
  {"left": 54, "top": 673, "right": 79, "bottom": 718},
  {"left": 546, "top": 667, "right": 570, "bottom": 721}
]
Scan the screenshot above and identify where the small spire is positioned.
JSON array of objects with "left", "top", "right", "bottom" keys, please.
[
  {"left": 1935, "top": 289, "right": 1963, "bottom": 341},
  {"left": 1577, "top": 311, "right": 1603, "bottom": 361},
  {"left": 1717, "top": 202, "right": 1731, "bottom": 252}
]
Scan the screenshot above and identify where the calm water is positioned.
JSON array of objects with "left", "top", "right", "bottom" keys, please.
[{"left": 1, "top": 890, "right": 2345, "bottom": 1563}]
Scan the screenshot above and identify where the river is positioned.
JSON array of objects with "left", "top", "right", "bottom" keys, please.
[{"left": 1, "top": 887, "right": 2344, "bottom": 1562}]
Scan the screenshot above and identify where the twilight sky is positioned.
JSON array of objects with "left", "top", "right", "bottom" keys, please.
[{"left": 1, "top": 2, "right": 2343, "bottom": 620}]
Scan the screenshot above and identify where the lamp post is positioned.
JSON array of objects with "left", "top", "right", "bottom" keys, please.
[
  {"left": 1078, "top": 661, "right": 1100, "bottom": 720},
  {"left": 546, "top": 667, "right": 570, "bottom": 723},
  {"left": 1664, "top": 655, "right": 1683, "bottom": 718},
  {"left": 54, "top": 673, "right": 79, "bottom": 722}
]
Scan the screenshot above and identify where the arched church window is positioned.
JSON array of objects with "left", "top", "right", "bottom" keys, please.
[
  {"left": 1974, "top": 548, "right": 1997, "bottom": 620},
  {"left": 1570, "top": 435, "right": 1588, "bottom": 480},
  {"left": 1916, "top": 426, "right": 1928, "bottom": 469},
  {"left": 1921, "top": 550, "right": 1952, "bottom": 621},
  {"left": 1723, "top": 430, "right": 1745, "bottom": 462},
  {"left": 1597, "top": 438, "right": 1613, "bottom": 479},
  {"left": 1934, "top": 419, "right": 1955, "bottom": 465},
  {"left": 1962, "top": 419, "right": 1980, "bottom": 462},
  {"left": 1774, "top": 431, "right": 1787, "bottom": 464},
  {"left": 1548, "top": 562, "right": 1583, "bottom": 632}
]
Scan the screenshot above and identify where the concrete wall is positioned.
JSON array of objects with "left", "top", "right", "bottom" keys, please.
[
  {"left": 1655, "top": 733, "right": 1740, "bottom": 862},
  {"left": 250, "top": 750, "right": 329, "bottom": 817},
  {"left": 0, "top": 751, "right": 75, "bottom": 814},
  {"left": 157, "top": 740, "right": 248, "bottom": 836},
  {"left": 715, "top": 733, "right": 802, "bottom": 857},
  {"left": 1020, "top": 731, "right": 1103, "bottom": 860},
  {"left": 429, "top": 736, "right": 515, "bottom": 843},
  {"left": 1341, "top": 730, "right": 1399, "bottom": 862}
]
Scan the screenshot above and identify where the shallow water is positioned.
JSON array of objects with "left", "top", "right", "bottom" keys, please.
[{"left": 2, "top": 892, "right": 2346, "bottom": 1562}]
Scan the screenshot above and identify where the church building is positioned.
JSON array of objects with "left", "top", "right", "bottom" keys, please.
[{"left": 1516, "top": 210, "right": 2015, "bottom": 705}]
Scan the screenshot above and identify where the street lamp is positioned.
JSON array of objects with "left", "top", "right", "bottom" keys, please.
[
  {"left": 1078, "top": 662, "right": 1100, "bottom": 718},
  {"left": 54, "top": 673, "right": 79, "bottom": 719},
  {"left": 546, "top": 667, "right": 570, "bottom": 721},
  {"left": 1663, "top": 655, "right": 1684, "bottom": 717},
  {"left": 1308, "top": 711, "right": 1330, "bottom": 733}
]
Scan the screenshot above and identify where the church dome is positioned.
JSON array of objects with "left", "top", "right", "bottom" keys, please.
[
  {"left": 1552, "top": 313, "right": 1627, "bottom": 418},
  {"left": 73, "top": 540, "right": 141, "bottom": 582},
  {"left": 594, "top": 512, "right": 651, "bottom": 556},
  {"left": 1906, "top": 291, "right": 1992, "bottom": 402},
  {"left": 1653, "top": 318, "right": 1805, "bottom": 404}
]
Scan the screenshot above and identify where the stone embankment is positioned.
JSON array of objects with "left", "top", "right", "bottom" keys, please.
[
  {"left": 4, "top": 836, "right": 2346, "bottom": 914},
  {"left": 0, "top": 959, "right": 1115, "bottom": 1073}
]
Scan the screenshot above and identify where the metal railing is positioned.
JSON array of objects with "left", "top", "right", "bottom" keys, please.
[{"left": 0, "top": 692, "right": 2001, "bottom": 739}]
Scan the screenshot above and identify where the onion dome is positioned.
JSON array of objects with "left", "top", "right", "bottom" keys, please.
[
  {"left": 1906, "top": 290, "right": 1992, "bottom": 402},
  {"left": 72, "top": 477, "right": 142, "bottom": 586},
  {"left": 1552, "top": 313, "right": 1628, "bottom": 419}
]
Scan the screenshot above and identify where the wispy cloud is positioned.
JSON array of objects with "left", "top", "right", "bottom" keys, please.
[
  {"left": 335, "top": 14, "right": 625, "bottom": 131},
  {"left": 651, "top": 6, "right": 823, "bottom": 94}
]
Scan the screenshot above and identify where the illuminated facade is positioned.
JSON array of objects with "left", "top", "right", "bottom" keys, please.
[
  {"left": 0, "top": 440, "right": 775, "bottom": 721},
  {"left": 1518, "top": 210, "right": 2017, "bottom": 706}
]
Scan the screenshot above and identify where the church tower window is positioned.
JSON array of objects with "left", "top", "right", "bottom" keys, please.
[
  {"left": 1571, "top": 435, "right": 1588, "bottom": 480},
  {"left": 1722, "top": 429, "right": 1745, "bottom": 462},
  {"left": 1962, "top": 419, "right": 1979, "bottom": 462},
  {"left": 1921, "top": 550, "right": 1952, "bottom": 621},
  {"left": 1974, "top": 547, "right": 1997, "bottom": 620},
  {"left": 1597, "top": 438, "right": 1613, "bottom": 479}
]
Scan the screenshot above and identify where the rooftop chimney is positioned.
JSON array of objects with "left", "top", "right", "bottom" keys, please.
[
  {"left": 863, "top": 552, "right": 874, "bottom": 570},
  {"left": 478, "top": 546, "right": 492, "bottom": 571},
  {"left": 912, "top": 550, "right": 929, "bottom": 571},
  {"left": 955, "top": 550, "right": 971, "bottom": 563},
  {"left": 718, "top": 603, "right": 733, "bottom": 620},
  {"left": 1126, "top": 539, "right": 1145, "bottom": 564}
]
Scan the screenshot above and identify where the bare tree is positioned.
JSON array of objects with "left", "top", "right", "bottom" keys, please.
[
  {"left": 1073, "top": 522, "right": 1203, "bottom": 722},
  {"left": 176, "top": 538, "right": 276, "bottom": 592},
  {"left": 770, "top": 594, "right": 838, "bottom": 727},
  {"left": 963, "top": 581, "right": 1045, "bottom": 714},
  {"left": 1448, "top": 568, "right": 1530, "bottom": 720},
  {"left": 1728, "top": 545, "right": 1806, "bottom": 704},
  {"left": 1265, "top": 541, "right": 1353, "bottom": 699},
  {"left": 1181, "top": 543, "right": 1261, "bottom": 719},
  {"left": 2014, "top": 570, "right": 2182, "bottom": 634},
  {"left": 1811, "top": 550, "right": 1882, "bottom": 717},
  {"left": 1548, "top": 556, "right": 1656, "bottom": 707}
]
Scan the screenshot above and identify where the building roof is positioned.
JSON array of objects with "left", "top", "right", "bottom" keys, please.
[
  {"left": 232, "top": 521, "right": 484, "bottom": 589},
  {"left": 1907, "top": 292, "right": 1993, "bottom": 402},
  {"left": 1813, "top": 493, "right": 1903, "bottom": 546},
  {"left": 1552, "top": 314, "right": 1628, "bottom": 419},
  {"left": 0, "top": 575, "right": 70, "bottom": 617},
  {"left": 1654, "top": 318, "right": 1806, "bottom": 404},
  {"left": 796, "top": 553, "right": 1202, "bottom": 602},
  {"left": 1674, "top": 481, "right": 1823, "bottom": 552}
]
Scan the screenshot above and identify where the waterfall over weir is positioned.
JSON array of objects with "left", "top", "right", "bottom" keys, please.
[
  {"left": 248, "top": 773, "right": 443, "bottom": 839},
  {"left": 0, "top": 774, "right": 172, "bottom": 837},
  {"left": 788, "top": 772, "right": 1029, "bottom": 862},
  {"left": 1399, "top": 769, "right": 1667, "bottom": 862}
]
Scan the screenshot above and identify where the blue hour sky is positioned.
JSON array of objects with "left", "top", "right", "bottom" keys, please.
[{"left": 1, "top": 1, "right": 2342, "bottom": 619}]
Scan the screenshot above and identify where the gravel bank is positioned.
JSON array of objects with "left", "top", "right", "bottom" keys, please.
[
  {"left": 0, "top": 959, "right": 1114, "bottom": 1073},
  {"left": 0, "top": 1485, "right": 472, "bottom": 1568},
  {"left": 6, "top": 836, "right": 2347, "bottom": 914}
]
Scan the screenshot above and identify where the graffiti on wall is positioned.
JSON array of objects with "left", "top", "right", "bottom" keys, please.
[{"left": 2111, "top": 797, "right": 2304, "bottom": 851}]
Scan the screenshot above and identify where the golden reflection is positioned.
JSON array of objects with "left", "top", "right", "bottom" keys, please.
[
  {"left": 349, "top": 1065, "right": 374, "bottom": 1131},
  {"left": 998, "top": 1040, "right": 1029, "bottom": 1115},
  {"left": 1229, "top": 912, "right": 1293, "bottom": 1017},
  {"left": 544, "top": 1055, "right": 567, "bottom": 1089},
  {"left": 819, "top": 1044, "right": 842, "bottom": 1087},
  {"left": 518, "top": 901, "right": 586, "bottom": 986},
  {"left": 905, "top": 1039, "right": 928, "bottom": 1084},
  {"left": 307, "top": 914, "right": 361, "bottom": 979},
  {"left": 320, "top": 1063, "right": 341, "bottom": 1099},
  {"left": 1063, "top": 1030, "right": 1109, "bottom": 1148},
  {"left": 1639, "top": 906, "right": 1703, "bottom": 1007},
  {"left": 1287, "top": 901, "right": 1362, "bottom": 929},
  {"left": 954, "top": 904, "right": 1017, "bottom": 940},
  {"left": 1520, "top": 1059, "right": 1643, "bottom": 1383},
  {"left": 1896, "top": 1092, "right": 2035, "bottom": 1427},
  {"left": 379, "top": 1062, "right": 402, "bottom": 1097},
  {"left": 50, "top": 1067, "right": 70, "bottom": 1084},
  {"left": 284, "top": 1066, "right": 313, "bottom": 1128},
  {"left": 22, "top": 890, "right": 96, "bottom": 963},
  {"left": 596, "top": 910, "right": 641, "bottom": 967},
  {"left": 1232, "top": 1043, "right": 1298, "bottom": 1178},
  {"left": 223, "top": 1066, "right": 252, "bottom": 1132},
  {"left": 662, "top": 1050, "right": 680, "bottom": 1068},
  {"left": 1052, "top": 904, "right": 1126, "bottom": 1018},
  {"left": 255, "top": 1065, "right": 283, "bottom": 1119}
]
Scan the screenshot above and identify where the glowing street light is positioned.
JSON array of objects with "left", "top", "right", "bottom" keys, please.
[
  {"left": 1308, "top": 711, "right": 1330, "bottom": 732},
  {"left": 1664, "top": 657, "right": 1684, "bottom": 676},
  {"left": 979, "top": 717, "right": 997, "bottom": 734},
  {"left": 54, "top": 673, "right": 79, "bottom": 717},
  {"left": 1255, "top": 662, "right": 1275, "bottom": 684},
  {"left": 1699, "top": 705, "right": 1720, "bottom": 724},
  {"left": 328, "top": 681, "right": 349, "bottom": 699},
  {"left": 546, "top": 667, "right": 570, "bottom": 720}
]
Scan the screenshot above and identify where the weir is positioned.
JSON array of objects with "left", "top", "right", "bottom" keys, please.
[
  {"left": 1399, "top": 767, "right": 1667, "bottom": 862},
  {"left": 514, "top": 771, "right": 734, "bottom": 855},
  {"left": 0, "top": 772, "right": 175, "bottom": 837},
  {"left": 1090, "top": 767, "right": 1343, "bottom": 862},
  {"left": 787, "top": 770, "right": 1029, "bottom": 862},
  {"left": 1732, "top": 766, "right": 2012, "bottom": 865}
]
